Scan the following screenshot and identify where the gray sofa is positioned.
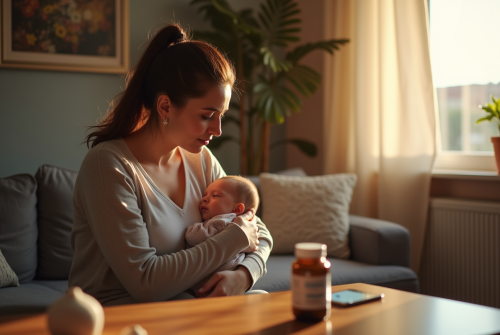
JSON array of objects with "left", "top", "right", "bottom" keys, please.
[{"left": 0, "top": 165, "right": 418, "bottom": 315}]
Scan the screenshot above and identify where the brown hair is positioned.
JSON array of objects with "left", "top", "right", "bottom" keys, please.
[
  {"left": 221, "top": 176, "right": 260, "bottom": 214},
  {"left": 85, "top": 24, "right": 236, "bottom": 148}
]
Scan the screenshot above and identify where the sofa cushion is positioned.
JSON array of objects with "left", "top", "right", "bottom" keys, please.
[
  {"left": 246, "top": 168, "right": 306, "bottom": 218},
  {"left": 260, "top": 173, "right": 356, "bottom": 259},
  {"left": 0, "top": 250, "right": 19, "bottom": 287},
  {"left": 253, "top": 255, "right": 419, "bottom": 293},
  {"left": 349, "top": 215, "right": 410, "bottom": 267},
  {"left": 35, "top": 165, "right": 78, "bottom": 279},
  {"left": 0, "top": 174, "right": 38, "bottom": 283},
  {"left": 0, "top": 280, "right": 68, "bottom": 314}
]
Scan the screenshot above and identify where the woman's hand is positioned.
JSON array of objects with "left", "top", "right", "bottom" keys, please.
[
  {"left": 233, "top": 210, "right": 259, "bottom": 253},
  {"left": 196, "top": 267, "right": 252, "bottom": 298}
]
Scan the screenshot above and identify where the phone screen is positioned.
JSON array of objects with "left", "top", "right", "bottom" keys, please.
[{"left": 331, "top": 289, "right": 383, "bottom": 306}]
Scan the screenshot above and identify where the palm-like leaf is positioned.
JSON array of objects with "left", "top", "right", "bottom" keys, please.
[
  {"left": 261, "top": 47, "right": 292, "bottom": 72},
  {"left": 191, "top": 0, "right": 236, "bottom": 34},
  {"left": 255, "top": 75, "right": 301, "bottom": 124},
  {"left": 286, "top": 39, "right": 349, "bottom": 63},
  {"left": 282, "top": 64, "right": 321, "bottom": 96},
  {"left": 257, "top": 0, "right": 301, "bottom": 74},
  {"left": 259, "top": 0, "right": 301, "bottom": 48},
  {"left": 254, "top": 64, "right": 320, "bottom": 120},
  {"left": 212, "top": 0, "right": 257, "bottom": 34},
  {"left": 191, "top": 0, "right": 260, "bottom": 44}
]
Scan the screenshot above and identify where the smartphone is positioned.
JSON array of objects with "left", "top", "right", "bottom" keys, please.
[{"left": 331, "top": 289, "right": 384, "bottom": 307}]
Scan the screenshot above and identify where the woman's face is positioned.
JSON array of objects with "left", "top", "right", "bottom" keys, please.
[{"left": 166, "top": 84, "right": 231, "bottom": 153}]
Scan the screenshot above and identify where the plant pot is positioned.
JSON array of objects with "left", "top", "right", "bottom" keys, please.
[{"left": 491, "top": 137, "right": 500, "bottom": 174}]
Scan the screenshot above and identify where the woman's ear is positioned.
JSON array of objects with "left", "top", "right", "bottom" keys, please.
[
  {"left": 157, "top": 94, "right": 172, "bottom": 119},
  {"left": 233, "top": 203, "right": 245, "bottom": 215}
]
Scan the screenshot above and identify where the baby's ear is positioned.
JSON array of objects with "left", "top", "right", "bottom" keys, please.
[{"left": 233, "top": 203, "right": 245, "bottom": 215}]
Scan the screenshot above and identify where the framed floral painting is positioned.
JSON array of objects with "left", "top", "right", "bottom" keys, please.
[{"left": 0, "top": 0, "right": 129, "bottom": 73}]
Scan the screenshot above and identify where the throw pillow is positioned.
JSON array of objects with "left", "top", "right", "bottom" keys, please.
[
  {"left": 0, "top": 249, "right": 20, "bottom": 288},
  {"left": 260, "top": 173, "right": 357, "bottom": 259},
  {"left": 35, "top": 165, "right": 78, "bottom": 279},
  {"left": 0, "top": 173, "right": 38, "bottom": 283},
  {"left": 246, "top": 168, "right": 307, "bottom": 218}
]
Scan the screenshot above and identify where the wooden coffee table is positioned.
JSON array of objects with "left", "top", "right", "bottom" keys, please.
[{"left": 1, "top": 283, "right": 500, "bottom": 334}]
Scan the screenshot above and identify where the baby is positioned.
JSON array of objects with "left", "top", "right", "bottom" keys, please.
[{"left": 185, "top": 176, "right": 260, "bottom": 293}]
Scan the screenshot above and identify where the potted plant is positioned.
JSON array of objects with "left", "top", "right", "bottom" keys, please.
[
  {"left": 477, "top": 94, "right": 500, "bottom": 174},
  {"left": 190, "top": 0, "right": 348, "bottom": 174}
]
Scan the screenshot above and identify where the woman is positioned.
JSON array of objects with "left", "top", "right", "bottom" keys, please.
[{"left": 68, "top": 24, "right": 273, "bottom": 306}]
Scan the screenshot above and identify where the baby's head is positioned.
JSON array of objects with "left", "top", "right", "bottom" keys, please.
[{"left": 200, "top": 176, "right": 259, "bottom": 221}]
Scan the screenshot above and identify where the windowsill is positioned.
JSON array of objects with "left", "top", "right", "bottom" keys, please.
[
  {"left": 433, "top": 152, "right": 496, "bottom": 172},
  {"left": 432, "top": 169, "right": 500, "bottom": 181}
]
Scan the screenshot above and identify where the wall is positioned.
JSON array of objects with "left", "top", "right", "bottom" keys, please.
[
  {"left": 0, "top": 56, "right": 122, "bottom": 177},
  {"left": 285, "top": 0, "right": 327, "bottom": 176},
  {"left": 0, "top": 0, "right": 279, "bottom": 178},
  {"left": 430, "top": 175, "right": 500, "bottom": 201}
]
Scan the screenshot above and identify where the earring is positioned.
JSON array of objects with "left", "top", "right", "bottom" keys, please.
[{"left": 163, "top": 118, "right": 169, "bottom": 125}]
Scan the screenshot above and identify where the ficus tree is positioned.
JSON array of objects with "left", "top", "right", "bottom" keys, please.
[{"left": 191, "top": 0, "right": 348, "bottom": 174}]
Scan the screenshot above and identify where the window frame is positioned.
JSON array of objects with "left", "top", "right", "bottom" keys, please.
[{"left": 429, "top": 0, "right": 498, "bottom": 173}]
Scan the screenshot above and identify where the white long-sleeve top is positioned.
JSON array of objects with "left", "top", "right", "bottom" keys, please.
[{"left": 69, "top": 139, "right": 272, "bottom": 306}]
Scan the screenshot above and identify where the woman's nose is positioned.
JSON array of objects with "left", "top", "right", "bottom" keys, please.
[{"left": 208, "top": 116, "right": 222, "bottom": 137}]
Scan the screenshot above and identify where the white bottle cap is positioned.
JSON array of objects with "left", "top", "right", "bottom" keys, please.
[{"left": 295, "top": 243, "right": 327, "bottom": 258}]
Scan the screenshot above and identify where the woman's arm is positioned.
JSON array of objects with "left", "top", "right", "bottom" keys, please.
[
  {"left": 196, "top": 217, "right": 273, "bottom": 297},
  {"left": 238, "top": 216, "right": 273, "bottom": 289}
]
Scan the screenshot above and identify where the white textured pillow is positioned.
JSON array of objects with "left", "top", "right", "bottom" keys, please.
[
  {"left": 0, "top": 249, "right": 19, "bottom": 288},
  {"left": 260, "top": 173, "right": 357, "bottom": 259}
]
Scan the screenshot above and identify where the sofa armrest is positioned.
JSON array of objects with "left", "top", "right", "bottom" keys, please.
[{"left": 348, "top": 215, "right": 410, "bottom": 267}]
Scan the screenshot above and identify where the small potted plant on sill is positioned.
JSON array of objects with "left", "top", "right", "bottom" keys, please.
[{"left": 477, "top": 94, "right": 500, "bottom": 174}]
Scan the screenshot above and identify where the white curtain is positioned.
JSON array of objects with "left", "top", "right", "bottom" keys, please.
[{"left": 323, "top": 0, "right": 436, "bottom": 272}]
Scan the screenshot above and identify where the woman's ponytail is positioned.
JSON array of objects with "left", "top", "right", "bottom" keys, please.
[{"left": 85, "top": 23, "right": 233, "bottom": 148}]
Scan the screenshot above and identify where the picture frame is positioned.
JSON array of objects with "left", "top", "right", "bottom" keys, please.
[{"left": 0, "top": 0, "right": 129, "bottom": 74}]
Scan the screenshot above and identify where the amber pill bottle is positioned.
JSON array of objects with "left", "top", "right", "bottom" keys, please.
[{"left": 291, "top": 243, "right": 331, "bottom": 322}]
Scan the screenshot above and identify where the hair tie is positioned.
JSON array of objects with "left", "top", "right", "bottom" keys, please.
[{"left": 171, "top": 32, "right": 184, "bottom": 45}]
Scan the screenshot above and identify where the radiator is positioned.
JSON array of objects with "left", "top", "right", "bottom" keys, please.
[{"left": 420, "top": 198, "right": 500, "bottom": 308}]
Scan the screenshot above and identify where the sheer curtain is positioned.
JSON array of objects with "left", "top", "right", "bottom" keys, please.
[{"left": 323, "top": 0, "right": 436, "bottom": 272}]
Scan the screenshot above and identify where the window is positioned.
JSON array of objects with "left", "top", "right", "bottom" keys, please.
[{"left": 430, "top": 0, "right": 500, "bottom": 171}]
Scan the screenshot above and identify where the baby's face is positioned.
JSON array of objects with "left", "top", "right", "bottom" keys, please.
[{"left": 200, "top": 179, "right": 238, "bottom": 221}]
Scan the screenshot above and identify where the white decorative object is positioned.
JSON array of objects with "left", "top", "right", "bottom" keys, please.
[
  {"left": 120, "top": 325, "right": 148, "bottom": 335},
  {"left": 48, "top": 286, "right": 105, "bottom": 335},
  {"left": 259, "top": 173, "right": 357, "bottom": 259}
]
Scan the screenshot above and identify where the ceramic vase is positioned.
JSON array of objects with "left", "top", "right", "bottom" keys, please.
[
  {"left": 492, "top": 137, "right": 500, "bottom": 174},
  {"left": 47, "top": 286, "right": 105, "bottom": 335},
  {"left": 120, "top": 324, "right": 148, "bottom": 335}
]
